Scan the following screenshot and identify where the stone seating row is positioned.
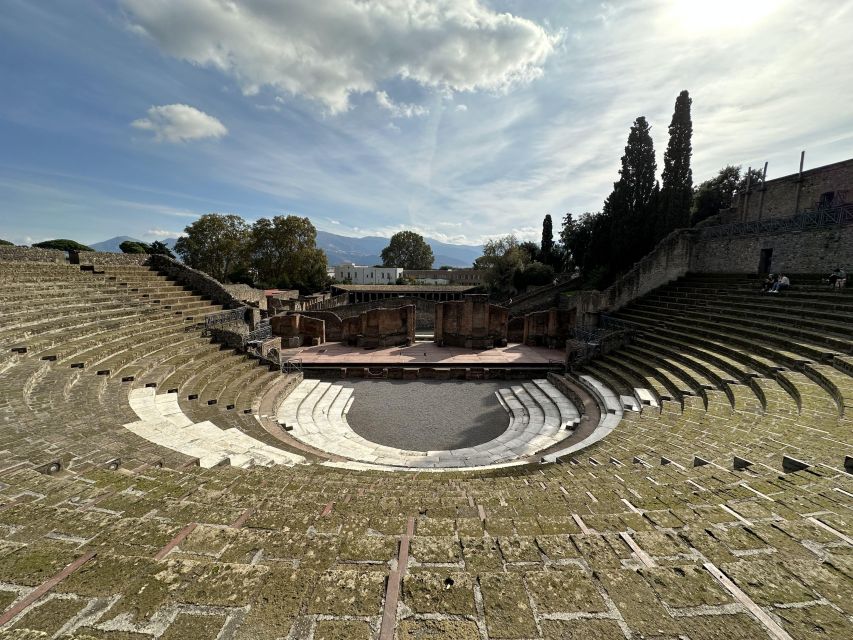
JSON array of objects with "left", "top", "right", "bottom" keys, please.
[
  {"left": 125, "top": 387, "right": 305, "bottom": 468},
  {"left": 276, "top": 378, "right": 579, "bottom": 469}
]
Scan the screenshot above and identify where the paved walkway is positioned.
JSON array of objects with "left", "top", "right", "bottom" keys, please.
[
  {"left": 344, "top": 380, "right": 508, "bottom": 450},
  {"left": 282, "top": 341, "right": 561, "bottom": 366}
]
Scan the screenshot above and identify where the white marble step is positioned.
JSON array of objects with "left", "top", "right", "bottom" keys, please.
[
  {"left": 635, "top": 387, "right": 659, "bottom": 408},
  {"left": 277, "top": 378, "right": 320, "bottom": 427},
  {"left": 531, "top": 379, "right": 580, "bottom": 427},
  {"left": 126, "top": 384, "right": 304, "bottom": 468}
]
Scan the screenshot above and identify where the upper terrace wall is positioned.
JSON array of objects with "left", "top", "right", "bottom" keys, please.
[
  {"left": 567, "top": 220, "right": 853, "bottom": 326},
  {"left": 733, "top": 157, "right": 853, "bottom": 222},
  {"left": 0, "top": 246, "right": 68, "bottom": 263},
  {"left": 692, "top": 225, "right": 853, "bottom": 273}
]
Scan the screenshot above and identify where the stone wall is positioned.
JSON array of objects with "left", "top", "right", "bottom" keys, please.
[
  {"left": 0, "top": 246, "right": 68, "bottom": 263},
  {"left": 330, "top": 297, "right": 436, "bottom": 331},
  {"left": 340, "top": 305, "right": 415, "bottom": 348},
  {"left": 523, "top": 308, "right": 576, "bottom": 349},
  {"left": 296, "top": 311, "right": 344, "bottom": 341},
  {"left": 732, "top": 157, "right": 853, "bottom": 222},
  {"left": 74, "top": 251, "right": 149, "bottom": 266},
  {"left": 507, "top": 317, "right": 524, "bottom": 343},
  {"left": 148, "top": 255, "right": 245, "bottom": 310},
  {"left": 224, "top": 284, "right": 269, "bottom": 310},
  {"left": 271, "top": 314, "right": 326, "bottom": 345},
  {"left": 692, "top": 224, "right": 853, "bottom": 274},
  {"left": 434, "top": 294, "right": 508, "bottom": 349}
]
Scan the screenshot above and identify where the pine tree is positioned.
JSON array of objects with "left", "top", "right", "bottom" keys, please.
[
  {"left": 540, "top": 214, "right": 554, "bottom": 265},
  {"left": 659, "top": 90, "right": 693, "bottom": 237}
]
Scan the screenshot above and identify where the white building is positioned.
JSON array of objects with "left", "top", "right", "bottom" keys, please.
[{"left": 334, "top": 263, "right": 403, "bottom": 285}]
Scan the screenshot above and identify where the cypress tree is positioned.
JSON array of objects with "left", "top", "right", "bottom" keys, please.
[
  {"left": 540, "top": 214, "right": 554, "bottom": 265},
  {"left": 603, "top": 116, "right": 657, "bottom": 272},
  {"left": 659, "top": 90, "right": 693, "bottom": 236}
]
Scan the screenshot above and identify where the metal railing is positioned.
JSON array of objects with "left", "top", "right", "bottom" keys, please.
[
  {"left": 700, "top": 204, "right": 853, "bottom": 240},
  {"left": 281, "top": 358, "right": 303, "bottom": 374},
  {"left": 246, "top": 321, "right": 272, "bottom": 343},
  {"left": 204, "top": 307, "right": 246, "bottom": 335}
]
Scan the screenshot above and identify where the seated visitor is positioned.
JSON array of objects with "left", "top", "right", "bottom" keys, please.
[
  {"left": 834, "top": 267, "right": 846, "bottom": 290},
  {"left": 770, "top": 274, "right": 790, "bottom": 293},
  {"left": 761, "top": 273, "right": 775, "bottom": 292},
  {"left": 828, "top": 267, "right": 841, "bottom": 287}
]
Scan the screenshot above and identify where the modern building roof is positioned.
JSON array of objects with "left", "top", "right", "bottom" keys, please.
[{"left": 330, "top": 284, "right": 478, "bottom": 292}]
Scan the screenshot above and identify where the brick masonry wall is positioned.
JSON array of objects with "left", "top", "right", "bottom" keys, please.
[
  {"left": 734, "top": 157, "right": 853, "bottom": 222},
  {"left": 329, "top": 297, "right": 436, "bottom": 331},
  {"left": 0, "top": 246, "right": 68, "bottom": 263},
  {"left": 691, "top": 224, "right": 853, "bottom": 273}
]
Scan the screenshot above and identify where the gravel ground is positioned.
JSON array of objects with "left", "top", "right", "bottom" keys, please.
[{"left": 343, "top": 380, "right": 509, "bottom": 451}]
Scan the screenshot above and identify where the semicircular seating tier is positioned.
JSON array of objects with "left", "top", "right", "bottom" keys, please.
[{"left": 275, "top": 378, "right": 579, "bottom": 470}]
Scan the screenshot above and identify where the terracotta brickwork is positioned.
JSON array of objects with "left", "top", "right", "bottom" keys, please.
[
  {"left": 523, "top": 308, "right": 576, "bottom": 349},
  {"left": 434, "top": 294, "right": 508, "bottom": 349},
  {"left": 340, "top": 305, "right": 416, "bottom": 348},
  {"left": 271, "top": 313, "right": 326, "bottom": 346}
]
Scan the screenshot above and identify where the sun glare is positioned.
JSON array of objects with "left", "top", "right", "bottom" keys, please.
[{"left": 669, "top": 0, "right": 782, "bottom": 32}]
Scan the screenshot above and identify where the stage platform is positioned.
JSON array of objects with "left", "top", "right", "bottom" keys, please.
[{"left": 280, "top": 341, "right": 563, "bottom": 368}]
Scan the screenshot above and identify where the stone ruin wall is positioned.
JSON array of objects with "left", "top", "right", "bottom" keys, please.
[
  {"left": 523, "top": 308, "right": 577, "bottom": 349},
  {"left": 271, "top": 313, "right": 326, "bottom": 346},
  {"left": 434, "top": 294, "right": 508, "bottom": 349},
  {"left": 0, "top": 246, "right": 68, "bottom": 263},
  {"left": 340, "top": 305, "right": 416, "bottom": 348},
  {"left": 329, "top": 296, "right": 436, "bottom": 331},
  {"left": 691, "top": 225, "right": 853, "bottom": 274},
  {"left": 733, "top": 157, "right": 853, "bottom": 223}
]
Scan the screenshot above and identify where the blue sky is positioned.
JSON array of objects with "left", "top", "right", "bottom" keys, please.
[{"left": 1, "top": 0, "right": 851, "bottom": 247}]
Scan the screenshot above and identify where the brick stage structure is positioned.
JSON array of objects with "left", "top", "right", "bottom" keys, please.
[
  {"left": 523, "top": 308, "right": 576, "bottom": 349},
  {"left": 434, "top": 294, "right": 508, "bottom": 349},
  {"left": 271, "top": 313, "right": 326, "bottom": 346},
  {"left": 340, "top": 305, "right": 416, "bottom": 348}
]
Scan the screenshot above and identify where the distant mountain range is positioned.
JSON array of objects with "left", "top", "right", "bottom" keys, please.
[{"left": 90, "top": 231, "right": 482, "bottom": 268}]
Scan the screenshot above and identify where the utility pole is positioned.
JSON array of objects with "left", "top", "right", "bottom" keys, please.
[{"left": 793, "top": 150, "right": 805, "bottom": 215}]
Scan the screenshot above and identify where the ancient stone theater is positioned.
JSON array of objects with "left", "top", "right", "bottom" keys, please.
[{"left": 0, "top": 168, "right": 851, "bottom": 638}]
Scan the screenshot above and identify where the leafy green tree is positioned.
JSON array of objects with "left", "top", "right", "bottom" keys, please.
[
  {"left": 518, "top": 241, "right": 540, "bottom": 264},
  {"left": 513, "top": 261, "right": 555, "bottom": 290},
  {"left": 249, "top": 215, "right": 328, "bottom": 291},
  {"left": 33, "top": 239, "right": 93, "bottom": 251},
  {"left": 474, "top": 235, "right": 528, "bottom": 296},
  {"left": 119, "top": 240, "right": 150, "bottom": 254},
  {"left": 0, "top": 239, "right": 13, "bottom": 246},
  {"left": 147, "top": 241, "right": 174, "bottom": 258},
  {"left": 175, "top": 214, "right": 250, "bottom": 282},
  {"left": 380, "top": 231, "right": 434, "bottom": 270},
  {"left": 658, "top": 90, "right": 693, "bottom": 236},
  {"left": 691, "top": 165, "right": 741, "bottom": 224}
]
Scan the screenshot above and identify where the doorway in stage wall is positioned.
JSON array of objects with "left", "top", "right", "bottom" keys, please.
[{"left": 758, "top": 248, "right": 773, "bottom": 274}]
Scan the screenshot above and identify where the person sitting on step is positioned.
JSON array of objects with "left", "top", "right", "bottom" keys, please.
[
  {"left": 760, "top": 273, "right": 776, "bottom": 293},
  {"left": 834, "top": 267, "right": 846, "bottom": 290},
  {"left": 770, "top": 274, "right": 790, "bottom": 293}
]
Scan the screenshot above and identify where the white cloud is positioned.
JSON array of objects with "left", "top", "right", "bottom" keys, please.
[
  {"left": 131, "top": 104, "right": 227, "bottom": 143},
  {"left": 375, "top": 91, "right": 429, "bottom": 118},
  {"left": 146, "top": 228, "right": 182, "bottom": 238},
  {"left": 123, "top": 0, "right": 557, "bottom": 113},
  {"left": 455, "top": 104, "right": 468, "bottom": 112}
]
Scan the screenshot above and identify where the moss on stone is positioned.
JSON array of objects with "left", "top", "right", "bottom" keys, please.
[
  {"left": 525, "top": 567, "right": 607, "bottom": 613},
  {"left": 307, "top": 569, "right": 385, "bottom": 616},
  {"left": 402, "top": 570, "right": 475, "bottom": 615}
]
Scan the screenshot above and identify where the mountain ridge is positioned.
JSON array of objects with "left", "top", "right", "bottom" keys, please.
[{"left": 90, "top": 231, "right": 482, "bottom": 268}]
